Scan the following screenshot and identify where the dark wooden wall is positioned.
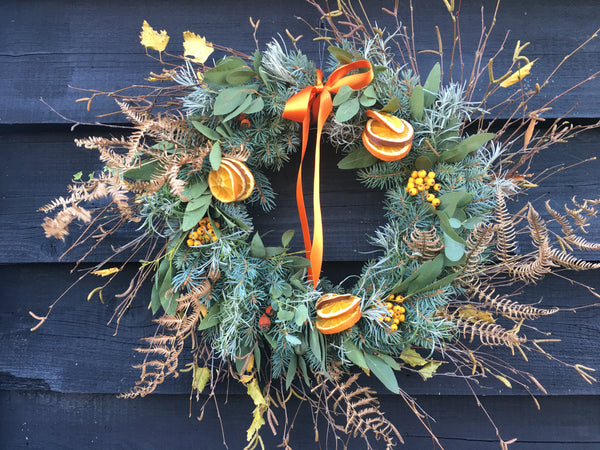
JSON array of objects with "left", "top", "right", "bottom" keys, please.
[{"left": 1, "top": 1, "right": 599, "bottom": 448}]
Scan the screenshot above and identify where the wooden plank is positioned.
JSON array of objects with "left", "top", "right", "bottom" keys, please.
[
  {"left": 1, "top": 391, "right": 598, "bottom": 448},
  {"left": 2, "top": 0, "right": 599, "bottom": 124},
  {"left": 2, "top": 263, "right": 598, "bottom": 396},
  {"left": 2, "top": 125, "right": 599, "bottom": 263}
]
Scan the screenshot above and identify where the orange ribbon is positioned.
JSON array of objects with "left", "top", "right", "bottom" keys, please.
[{"left": 282, "top": 60, "right": 374, "bottom": 287}]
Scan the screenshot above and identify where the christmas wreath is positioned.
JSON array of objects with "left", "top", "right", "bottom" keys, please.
[{"left": 35, "top": 2, "right": 600, "bottom": 448}]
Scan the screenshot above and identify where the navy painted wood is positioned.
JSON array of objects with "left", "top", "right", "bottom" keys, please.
[{"left": 1, "top": 0, "right": 599, "bottom": 448}]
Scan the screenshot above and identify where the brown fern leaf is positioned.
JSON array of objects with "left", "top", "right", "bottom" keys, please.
[
  {"left": 462, "top": 222, "right": 495, "bottom": 281},
  {"left": 119, "top": 289, "right": 208, "bottom": 398},
  {"left": 466, "top": 283, "right": 559, "bottom": 320},
  {"left": 563, "top": 234, "right": 600, "bottom": 251},
  {"left": 508, "top": 204, "right": 555, "bottom": 283},
  {"left": 403, "top": 225, "right": 444, "bottom": 261},
  {"left": 454, "top": 318, "right": 527, "bottom": 349},
  {"left": 565, "top": 203, "right": 590, "bottom": 233},
  {"left": 551, "top": 248, "right": 600, "bottom": 270},
  {"left": 545, "top": 200, "right": 574, "bottom": 237},
  {"left": 116, "top": 99, "right": 150, "bottom": 126},
  {"left": 319, "top": 369, "right": 403, "bottom": 448},
  {"left": 494, "top": 189, "right": 518, "bottom": 263}
]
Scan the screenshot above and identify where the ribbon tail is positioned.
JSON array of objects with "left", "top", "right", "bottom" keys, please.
[{"left": 296, "top": 114, "right": 313, "bottom": 277}]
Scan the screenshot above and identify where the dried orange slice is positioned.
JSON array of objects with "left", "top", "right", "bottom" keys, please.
[
  {"left": 365, "top": 118, "right": 413, "bottom": 147},
  {"left": 315, "top": 306, "right": 362, "bottom": 335},
  {"left": 316, "top": 293, "right": 349, "bottom": 309},
  {"left": 316, "top": 295, "right": 361, "bottom": 319},
  {"left": 208, "top": 163, "right": 244, "bottom": 203},
  {"left": 226, "top": 158, "right": 255, "bottom": 201},
  {"left": 365, "top": 110, "right": 411, "bottom": 135},
  {"left": 362, "top": 132, "right": 412, "bottom": 161}
]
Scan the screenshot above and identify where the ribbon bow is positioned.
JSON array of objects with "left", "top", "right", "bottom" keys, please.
[{"left": 282, "top": 60, "right": 374, "bottom": 287}]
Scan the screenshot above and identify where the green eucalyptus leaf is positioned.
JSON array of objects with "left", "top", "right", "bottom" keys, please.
[
  {"left": 364, "top": 353, "right": 399, "bottom": 394},
  {"left": 264, "top": 246, "right": 285, "bottom": 258},
  {"left": 209, "top": 141, "right": 222, "bottom": 170},
  {"left": 225, "top": 67, "right": 256, "bottom": 85},
  {"left": 414, "top": 155, "right": 434, "bottom": 170},
  {"left": 203, "top": 56, "right": 247, "bottom": 85},
  {"left": 443, "top": 233, "right": 466, "bottom": 262},
  {"left": 223, "top": 95, "right": 253, "bottom": 122},
  {"left": 294, "top": 304, "right": 309, "bottom": 327},
  {"left": 192, "top": 121, "right": 221, "bottom": 141},
  {"left": 337, "top": 147, "right": 378, "bottom": 169},
  {"left": 198, "top": 304, "right": 221, "bottom": 330},
  {"left": 284, "top": 256, "right": 311, "bottom": 269},
  {"left": 123, "top": 159, "right": 161, "bottom": 181},
  {"left": 213, "top": 85, "right": 257, "bottom": 116},
  {"left": 286, "top": 354, "right": 298, "bottom": 390},
  {"left": 250, "top": 233, "right": 266, "bottom": 258},
  {"left": 343, "top": 339, "right": 369, "bottom": 370},
  {"left": 183, "top": 178, "right": 208, "bottom": 199},
  {"left": 182, "top": 201, "right": 210, "bottom": 231},
  {"left": 462, "top": 216, "right": 483, "bottom": 230},
  {"left": 335, "top": 97, "right": 360, "bottom": 122},
  {"left": 449, "top": 218, "right": 462, "bottom": 229},
  {"left": 298, "top": 356, "right": 310, "bottom": 386},
  {"left": 436, "top": 210, "right": 466, "bottom": 245},
  {"left": 440, "top": 133, "right": 495, "bottom": 163},
  {"left": 185, "top": 193, "right": 211, "bottom": 212},
  {"left": 281, "top": 230, "right": 295, "bottom": 248},
  {"left": 437, "top": 190, "right": 473, "bottom": 217},
  {"left": 243, "top": 96, "right": 264, "bottom": 115},
  {"left": 423, "top": 63, "right": 441, "bottom": 108},
  {"left": 309, "top": 328, "right": 322, "bottom": 363},
  {"left": 362, "top": 85, "right": 377, "bottom": 99},
  {"left": 381, "top": 96, "right": 400, "bottom": 113},
  {"left": 409, "top": 85, "right": 424, "bottom": 121},
  {"left": 332, "top": 85, "right": 354, "bottom": 106},
  {"left": 359, "top": 93, "right": 377, "bottom": 107},
  {"left": 277, "top": 309, "right": 295, "bottom": 322},
  {"left": 327, "top": 45, "right": 354, "bottom": 64}
]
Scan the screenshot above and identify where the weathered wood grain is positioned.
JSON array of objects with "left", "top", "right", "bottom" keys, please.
[
  {"left": 1, "top": 0, "right": 599, "bottom": 124},
  {"left": 1, "top": 391, "right": 599, "bottom": 449},
  {"left": 2, "top": 125, "right": 599, "bottom": 263},
  {"left": 2, "top": 264, "right": 598, "bottom": 396}
]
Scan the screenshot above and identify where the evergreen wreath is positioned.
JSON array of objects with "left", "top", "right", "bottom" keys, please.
[{"left": 35, "top": 2, "right": 600, "bottom": 448}]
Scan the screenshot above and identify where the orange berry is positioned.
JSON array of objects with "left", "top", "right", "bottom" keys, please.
[
  {"left": 398, "top": 314, "right": 405, "bottom": 322},
  {"left": 417, "top": 185, "right": 426, "bottom": 191},
  {"left": 431, "top": 198, "right": 441, "bottom": 207},
  {"left": 193, "top": 240, "right": 202, "bottom": 246},
  {"left": 390, "top": 324, "right": 398, "bottom": 331},
  {"left": 433, "top": 183, "right": 441, "bottom": 191},
  {"left": 393, "top": 318, "right": 400, "bottom": 325},
  {"left": 384, "top": 316, "right": 392, "bottom": 323},
  {"left": 187, "top": 239, "right": 194, "bottom": 247},
  {"left": 427, "top": 171, "right": 436, "bottom": 179},
  {"left": 408, "top": 187, "right": 418, "bottom": 196},
  {"left": 411, "top": 171, "right": 418, "bottom": 178},
  {"left": 418, "top": 170, "right": 427, "bottom": 178},
  {"left": 393, "top": 305, "right": 402, "bottom": 313},
  {"left": 395, "top": 295, "right": 404, "bottom": 303}
]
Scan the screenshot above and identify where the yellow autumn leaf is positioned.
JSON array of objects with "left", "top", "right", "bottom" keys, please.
[
  {"left": 500, "top": 60, "right": 535, "bottom": 87},
  {"left": 419, "top": 361, "right": 442, "bottom": 380},
  {"left": 183, "top": 31, "right": 214, "bottom": 64},
  {"left": 91, "top": 267, "right": 120, "bottom": 277},
  {"left": 456, "top": 304, "right": 496, "bottom": 323},
  {"left": 192, "top": 366, "right": 211, "bottom": 393},
  {"left": 247, "top": 405, "right": 266, "bottom": 443},
  {"left": 399, "top": 348, "right": 427, "bottom": 367},
  {"left": 140, "top": 20, "right": 170, "bottom": 52}
]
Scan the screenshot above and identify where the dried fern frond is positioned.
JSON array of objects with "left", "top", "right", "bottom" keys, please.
[
  {"left": 466, "top": 283, "right": 559, "bottom": 320},
  {"left": 493, "top": 189, "right": 518, "bottom": 264},
  {"left": 551, "top": 248, "right": 600, "bottom": 270},
  {"left": 403, "top": 225, "right": 444, "bottom": 261},
  {"left": 508, "top": 204, "right": 555, "bottom": 283},
  {"left": 315, "top": 369, "right": 403, "bottom": 449},
  {"left": 454, "top": 317, "right": 527, "bottom": 349},
  {"left": 120, "top": 285, "right": 209, "bottom": 398},
  {"left": 462, "top": 222, "right": 495, "bottom": 282}
]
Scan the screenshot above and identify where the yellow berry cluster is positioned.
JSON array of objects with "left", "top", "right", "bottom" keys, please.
[
  {"left": 186, "top": 218, "right": 220, "bottom": 247},
  {"left": 406, "top": 170, "right": 441, "bottom": 207},
  {"left": 382, "top": 294, "right": 406, "bottom": 331}
]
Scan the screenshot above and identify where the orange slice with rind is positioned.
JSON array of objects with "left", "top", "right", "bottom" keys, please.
[
  {"left": 362, "top": 132, "right": 412, "bottom": 161},
  {"left": 316, "top": 295, "right": 361, "bottom": 319},
  {"left": 226, "top": 158, "right": 255, "bottom": 201},
  {"left": 365, "top": 110, "right": 412, "bottom": 135},
  {"left": 208, "top": 163, "right": 241, "bottom": 203},
  {"left": 208, "top": 157, "right": 255, "bottom": 203},
  {"left": 315, "top": 306, "right": 362, "bottom": 335},
  {"left": 362, "top": 110, "right": 414, "bottom": 161}
]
